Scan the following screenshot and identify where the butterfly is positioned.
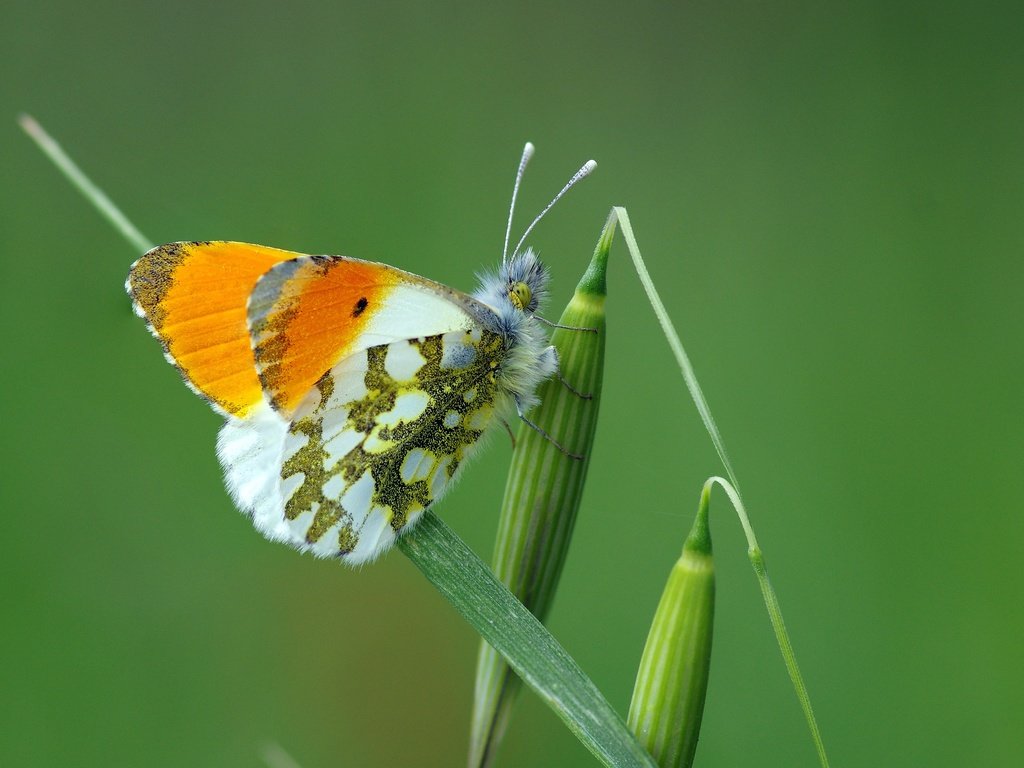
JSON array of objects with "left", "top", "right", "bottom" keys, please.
[{"left": 126, "top": 143, "right": 596, "bottom": 564}]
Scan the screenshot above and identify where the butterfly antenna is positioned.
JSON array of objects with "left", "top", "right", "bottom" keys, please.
[
  {"left": 511, "top": 158, "right": 597, "bottom": 259},
  {"left": 503, "top": 142, "right": 535, "bottom": 264}
]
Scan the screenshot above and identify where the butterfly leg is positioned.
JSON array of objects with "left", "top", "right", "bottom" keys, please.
[
  {"left": 515, "top": 395, "right": 584, "bottom": 461},
  {"left": 499, "top": 417, "right": 518, "bottom": 450},
  {"left": 533, "top": 314, "right": 599, "bottom": 333},
  {"left": 547, "top": 346, "right": 593, "bottom": 400}
]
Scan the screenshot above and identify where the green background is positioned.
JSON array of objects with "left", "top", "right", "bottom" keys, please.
[{"left": 2, "top": 1, "right": 1021, "bottom": 766}]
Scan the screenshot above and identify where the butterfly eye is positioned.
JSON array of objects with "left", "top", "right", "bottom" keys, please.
[{"left": 508, "top": 281, "right": 532, "bottom": 311}]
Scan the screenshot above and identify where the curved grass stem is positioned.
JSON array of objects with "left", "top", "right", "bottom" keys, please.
[
  {"left": 703, "top": 476, "right": 830, "bottom": 768},
  {"left": 612, "top": 206, "right": 830, "bottom": 768}
]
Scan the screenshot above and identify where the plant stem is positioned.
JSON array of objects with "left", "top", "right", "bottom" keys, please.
[
  {"left": 613, "top": 205, "right": 831, "bottom": 768},
  {"left": 400, "top": 512, "right": 657, "bottom": 768},
  {"left": 19, "top": 114, "right": 153, "bottom": 253}
]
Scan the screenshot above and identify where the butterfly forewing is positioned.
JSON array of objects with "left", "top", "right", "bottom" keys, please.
[
  {"left": 127, "top": 241, "right": 301, "bottom": 416},
  {"left": 247, "top": 254, "right": 489, "bottom": 416}
]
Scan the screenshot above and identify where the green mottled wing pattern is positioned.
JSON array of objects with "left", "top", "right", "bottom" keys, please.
[{"left": 277, "top": 326, "right": 506, "bottom": 563}]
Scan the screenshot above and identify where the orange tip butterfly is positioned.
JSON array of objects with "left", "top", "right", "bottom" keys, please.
[{"left": 126, "top": 143, "right": 596, "bottom": 564}]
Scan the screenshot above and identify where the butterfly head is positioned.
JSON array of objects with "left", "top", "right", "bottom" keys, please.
[
  {"left": 502, "top": 248, "right": 550, "bottom": 314},
  {"left": 475, "top": 247, "right": 550, "bottom": 318}
]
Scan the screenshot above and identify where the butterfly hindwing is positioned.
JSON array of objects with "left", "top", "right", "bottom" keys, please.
[{"left": 220, "top": 325, "right": 507, "bottom": 563}]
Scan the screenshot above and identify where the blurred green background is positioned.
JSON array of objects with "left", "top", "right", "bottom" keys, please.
[{"left": 2, "top": 1, "right": 1022, "bottom": 766}]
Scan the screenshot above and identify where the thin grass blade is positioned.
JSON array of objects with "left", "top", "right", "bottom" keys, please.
[
  {"left": 613, "top": 205, "right": 831, "bottom": 768},
  {"left": 399, "top": 512, "right": 656, "bottom": 768}
]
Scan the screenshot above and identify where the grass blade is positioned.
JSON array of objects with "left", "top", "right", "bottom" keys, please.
[
  {"left": 19, "top": 114, "right": 153, "bottom": 254},
  {"left": 612, "top": 205, "right": 831, "bottom": 768},
  {"left": 399, "top": 512, "right": 657, "bottom": 768}
]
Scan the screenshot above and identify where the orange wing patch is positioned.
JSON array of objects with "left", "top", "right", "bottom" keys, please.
[
  {"left": 248, "top": 256, "right": 398, "bottom": 414},
  {"left": 128, "top": 242, "right": 300, "bottom": 416}
]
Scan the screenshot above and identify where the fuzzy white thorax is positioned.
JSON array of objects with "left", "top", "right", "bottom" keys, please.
[{"left": 472, "top": 247, "right": 558, "bottom": 412}]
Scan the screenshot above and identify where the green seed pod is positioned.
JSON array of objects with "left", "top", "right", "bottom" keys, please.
[
  {"left": 469, "top": 214, "right": 614, "bottom": 768},
  {"left": 627, "top": 483, "right": 715, "bottom": 768}
]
